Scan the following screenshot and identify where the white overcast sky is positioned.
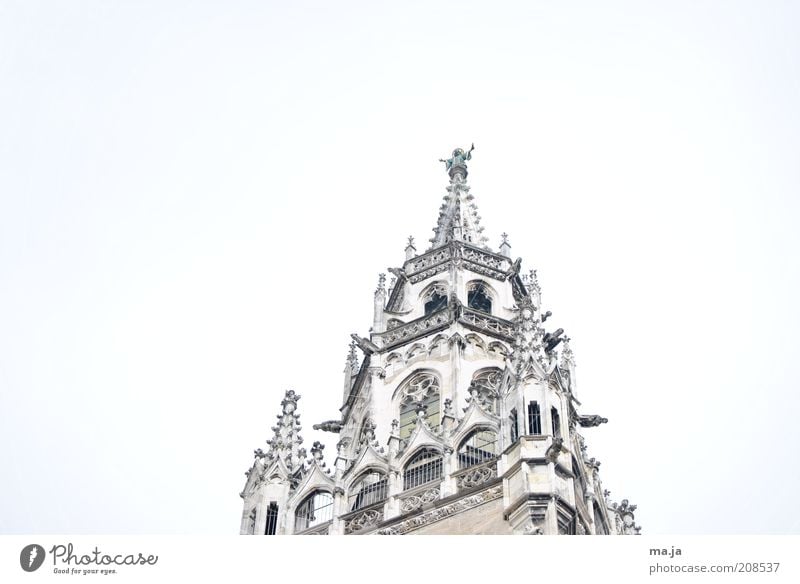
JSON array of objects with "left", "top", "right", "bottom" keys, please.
[{"left": 1, "top": 0, "right": 799, "bottom": 535}]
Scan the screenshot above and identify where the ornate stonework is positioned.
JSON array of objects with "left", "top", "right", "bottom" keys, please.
[{"left": 238, "top": 148, "right": 641, "bottom": 536}]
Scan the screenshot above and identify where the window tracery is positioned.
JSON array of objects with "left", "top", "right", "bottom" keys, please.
[
  {"left": 469, "top": 368, "right": 502, "bottom": 414},
  {"left": 397, "top": 372, "right": 441, "bottom": 439}
]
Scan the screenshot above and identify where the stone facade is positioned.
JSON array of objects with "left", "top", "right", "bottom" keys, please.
[{"left": 239, "top": 147, "right": 641, "bottom": 535}]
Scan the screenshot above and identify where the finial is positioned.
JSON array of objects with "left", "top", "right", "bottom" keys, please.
[
  {"left": 375, "top": 273, "right": 386, "bottom": 295},
  {"left": 501, "top": 232, "right": 509, "bottom": 244},
  {"left": 311, "top": 441, "right": 325, "bottom": 461}
]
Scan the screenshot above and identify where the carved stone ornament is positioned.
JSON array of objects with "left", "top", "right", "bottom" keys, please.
[
  {"left": 344, "top": 509, "right": 384, "bottom": 534},
  {"left": 379, "top": 486, "right": 503, "bottom": 535},
  {"left": 455, "top": 465, "right": 497, "bottom": 490},
  {"left": 399, "top": 487, "right": 440, "bottom": 513}
]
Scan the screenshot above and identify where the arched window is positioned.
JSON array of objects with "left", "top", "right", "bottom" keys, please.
[
  {"left": 403, "top": 448, "right": 443, "bottom": 490},
  {"left": 470, "top": 368, "right": 502, "bottom": 414},
  {"left": 423, "top": 284, "right": 448, "bottom": 315},
  {"left": 397, "top": 373, "right": 441, "bottom": 439},
  {"left": 294, "top": 490, "right": 334, "bottom": 532},
  {"left": 348, "top": 471, "right": 388, "bottom": 511},
  {"left": 467, "top": 281, "right": 492, "bottom": 313},
  {"left": 457, "top": 429, "right": 499, "bottom": 469}
]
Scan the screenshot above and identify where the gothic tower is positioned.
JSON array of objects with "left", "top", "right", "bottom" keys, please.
[{"left": 239, "top": 146, "right": 641, "bottom": 535}]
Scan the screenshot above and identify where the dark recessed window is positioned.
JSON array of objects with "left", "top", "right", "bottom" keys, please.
[
  {"left": 264, "top": 502, "right": 278, "bottom": 535},
  {"left": 528, "top": 401, "right": 542, "bottom": 435},
  {"left": 467, "top": 282, "right": 492, "bottom": 313},
  {"left": 510, "top": 408, "right": 519, "bottom": 443},
  {"left": 424, "top": 291, "right": 448, "bottom": 315}
]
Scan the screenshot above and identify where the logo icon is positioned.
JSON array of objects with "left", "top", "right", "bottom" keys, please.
[{"left": 20, "top": 544, "right": 46, "bottom": 572}]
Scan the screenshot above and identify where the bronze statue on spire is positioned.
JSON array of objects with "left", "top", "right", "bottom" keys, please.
[{"left": 439, "top": 143, "right": 475, "bottom": 179}]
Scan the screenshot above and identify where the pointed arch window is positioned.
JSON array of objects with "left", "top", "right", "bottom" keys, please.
[
  {"left": 457, "top": 429, "right": 499, "bottom": 469},
  {"left": 467, "top": 281, "right": 493, "bottom": 313},
  {"left": 403, "top": 448, "right": 443, "bottom": 490},
  {"left": 294, "top": 490, "right": 333, "bottom": 532},
  {"left": 423, "top": 285, "right": 448, "bottom": 315},
  {"left": 397, "top": 372, "right": 441, "bottom": 439},
  {"left": 348, "top": 471, "right": 388, "bottom": 511}
]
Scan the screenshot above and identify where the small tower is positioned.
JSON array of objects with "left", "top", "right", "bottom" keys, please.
[{"left": 239, "top": 146, "right": 641, "bottom": 535}]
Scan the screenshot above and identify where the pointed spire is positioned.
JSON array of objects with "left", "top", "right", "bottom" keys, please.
[
  {"left": 430, "top": 145, "right": 489, "bottom": 250},
  {"left": 510, "top": 297, "right": 548, "bottom": 378},
  {"left": 499, "top": 232, "right": 511, "bottom": 257},
  {"left": 405, "top": 236, "right": 416, "bottom": 260},
  {"left": 263, "top": 390, "right": 306, "bottom": 473}
]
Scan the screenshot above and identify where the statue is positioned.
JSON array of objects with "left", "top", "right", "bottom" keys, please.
[{"left": 439, "top": 143, "right": 475, "bottom": 179}]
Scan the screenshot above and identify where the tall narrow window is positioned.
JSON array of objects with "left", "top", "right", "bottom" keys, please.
[
  {"left": 264, "top": 502, "right": 278, "bottom": 535},
  {"left": 403, "top": 448, "right": 443, "bottom": 490},
  {"left": 295, "top": 490, "right": 334, "bottom": 532},
  {"left": 510, "top": 408, "right": 519, "bottom": 443},
  {"left": 457, "top": 429, "right": 499, "bottom": 469},
  {"left": 527, "top": 401, "right": 542, "bottom": 435},
  {"left": 467, "top": 282, "right": 492, "bottom": 313},
  {"left": 551, "top": 407, "right": 561, "bottom": 438}
]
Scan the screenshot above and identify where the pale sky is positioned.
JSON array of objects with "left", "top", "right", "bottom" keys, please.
[{"left": 1, "top": 0, "right": 799, "bottom": 534}]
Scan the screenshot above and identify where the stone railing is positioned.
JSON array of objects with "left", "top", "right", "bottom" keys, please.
[
  {"left": 406, "top": 247, "right": 452, "bottom": 276},
  {"left": 374, "top": 307, "right": 452, "bottom": 350},
  {"left": 453, "top": 459, "right": 498, "bottom": 492},
  {"left": 461, "top": 245, "right": 510, "bottom": 280},
  {"left": 459, "top": 308, "right": 515, "bottom": 341},
  {"left": 403, "top": 243, "right": 511, "bottom": 284}
]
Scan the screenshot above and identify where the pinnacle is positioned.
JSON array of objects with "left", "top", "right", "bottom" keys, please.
[{"left": 429, "top": 145, "right": 490, "bottom": 250}]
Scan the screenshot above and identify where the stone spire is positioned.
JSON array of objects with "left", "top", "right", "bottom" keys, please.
[
  {"left": 430, "top": 144, "right": 489, "bottom": 250},
  {"left": 260, "top": 390, "right": 306, "bottom": 473}
]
